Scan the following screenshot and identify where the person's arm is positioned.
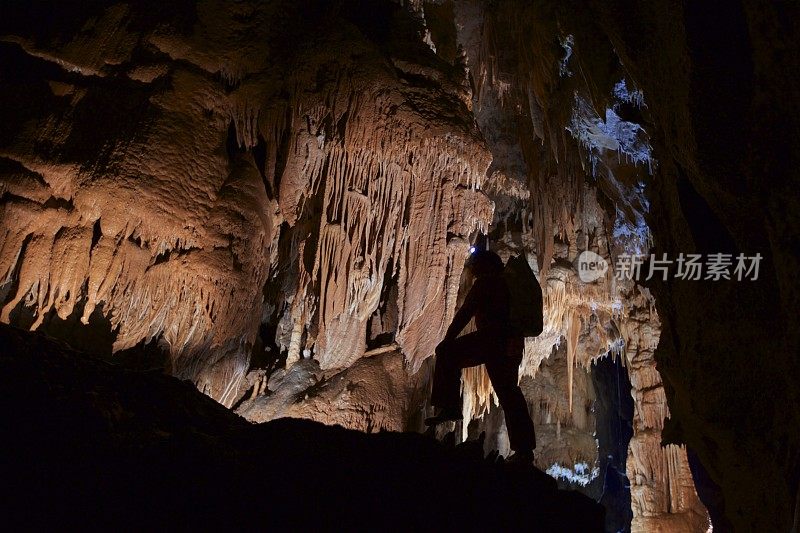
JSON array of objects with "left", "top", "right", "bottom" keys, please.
[{"left": 444, "top": 279, "right": 481, "bottom": 341}]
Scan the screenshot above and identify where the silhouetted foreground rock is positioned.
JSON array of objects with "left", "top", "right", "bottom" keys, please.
[{"left": 0, "top": 324, "right": 603, "bottom": 531}]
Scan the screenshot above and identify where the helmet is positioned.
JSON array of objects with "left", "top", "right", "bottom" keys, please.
[{"left": 466, "top": 249, "right": 504, "bottom": 277}]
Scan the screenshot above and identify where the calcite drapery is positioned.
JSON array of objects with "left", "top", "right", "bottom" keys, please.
[{"left": 0, "top": 1, "right": 492, "bottom": 404}]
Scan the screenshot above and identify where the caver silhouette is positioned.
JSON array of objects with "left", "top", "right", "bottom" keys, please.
[{"left": 427, "top": 250, "right": 536, "bottom": 462}]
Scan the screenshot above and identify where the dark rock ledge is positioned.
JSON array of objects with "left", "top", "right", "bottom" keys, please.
[{"left": 0, "top": 324, "right": 603, "bottom": 531}]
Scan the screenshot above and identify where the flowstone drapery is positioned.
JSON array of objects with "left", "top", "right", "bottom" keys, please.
[{"left": 0, "top": 1, "right": 491, "bottom": 405}]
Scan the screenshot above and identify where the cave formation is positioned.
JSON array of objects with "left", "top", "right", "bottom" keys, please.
[{"left": 1, "top": 1, "right": 798, "bottom": 531}]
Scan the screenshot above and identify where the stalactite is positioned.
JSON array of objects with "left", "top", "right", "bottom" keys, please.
[
  {"left": 565, "top": 309, "right": 581, "bottom": 412},
  {"left": 0, "top": 1, "right": 493, "bottom": 408}
]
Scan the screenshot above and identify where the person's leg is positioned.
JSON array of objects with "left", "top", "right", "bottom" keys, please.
[
  {"left": 486, "top": 337, "right": 536, "bottom": 452},
  {"left": 430, "top": 331, "right": 490, "bottom": 412}
]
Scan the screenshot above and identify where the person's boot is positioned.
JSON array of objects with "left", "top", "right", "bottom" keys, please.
[
  {"left": 506, "top": 449, "right": 534, "bottom": 465},
  {"left": 424, "top": 407, "right": 463, "bottom": 426}
]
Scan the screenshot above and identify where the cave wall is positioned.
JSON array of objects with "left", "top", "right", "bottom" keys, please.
[
  {"left": 0, "top": 0, "right": 491, "bottom": 406},
  {"left": 573, "top": 1, "right": 800, "bottom": 530}
]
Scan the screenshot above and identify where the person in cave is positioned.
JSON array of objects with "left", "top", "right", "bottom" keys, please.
[{"left": 426, "top": 249, "right": 537, "bottom": 463}]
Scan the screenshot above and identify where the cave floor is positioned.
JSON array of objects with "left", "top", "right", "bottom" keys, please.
[{"left": 0, "top": 324, "right": 603, "bottom": 531}]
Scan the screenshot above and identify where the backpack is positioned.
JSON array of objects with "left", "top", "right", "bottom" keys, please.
[{"left": 503, "top": 254, "right": 544, "bottom": 337}]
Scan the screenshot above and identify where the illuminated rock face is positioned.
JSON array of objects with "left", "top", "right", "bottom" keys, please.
[
  {"left": 621, "top": 289, "right": 708, "bottom": 532},
  {"left": 0, "top": 1, "right": 491, "bottom": 405},
  {"left": 236, "top": 347, "right": 429, "bottom": 432}
]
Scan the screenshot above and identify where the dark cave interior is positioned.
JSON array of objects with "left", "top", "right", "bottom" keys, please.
[{"left": 1, "top": 1, "right": 798, "bottom": 531}]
